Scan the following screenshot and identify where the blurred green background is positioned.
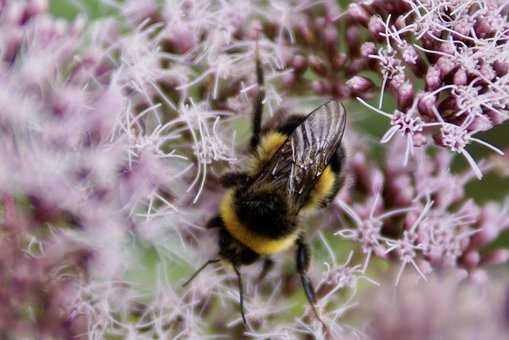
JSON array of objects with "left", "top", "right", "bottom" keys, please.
[{"left": 50, "top": 0, "right": 102, "bottom": 19}]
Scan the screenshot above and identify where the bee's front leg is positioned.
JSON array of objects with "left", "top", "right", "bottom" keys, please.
[
  {"left": 257, "top": 257, "right": 274, "bottom": 283},
  {"left": 204, "top": 215, "right": 224, "bottom": 229}
]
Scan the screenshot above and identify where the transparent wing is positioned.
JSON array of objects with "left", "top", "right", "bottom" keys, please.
[{"left": 250, "top": 100, "right": 346, "bottom": 210}]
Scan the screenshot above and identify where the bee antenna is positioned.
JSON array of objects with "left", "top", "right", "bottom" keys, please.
[
  {"left": 255, "top": 38, "right": 264, "bottom": 87},
  {"left": 233, "top": 265, "right": 248, "bottom": 326},
  {"left": 250, "top": 37, "right": 265, "bottom": 151},
  {"left": 182, "top": 258, "right": 221, "bottom": 287}
]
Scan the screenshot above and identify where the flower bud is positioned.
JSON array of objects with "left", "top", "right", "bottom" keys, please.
[
  {"left": 295, "top": 19, "right": 315, "bottom": 44},
  {"left": 474, "top": 16, "right": 495, "bottom": 39},
  {"left": 439, "top": 42, "right": 456, "bottom": 55},
  {"left": 388, "top": 175, "right": 414, "bottom": 206},
  {"left": 417, "top": 92, "right": 437, "bottom": 118},
  {"left": 360, "top": 42, "right": 376, "bottom": 58},
  {"left": 308, "top": 55, "right": 327, "bottom": 76},
  {"left": 461, "top": 250, "right": 480, "bottom": 269},
  {"left": 26, "top": 0, "right": 48, "bottom": 18},
  {"left": 425, "top": 66, "right": 442, "bottom": 91},
  {"left": 436, "top": 57, "right": 456, "bottom": 77},
  {"left": 346, "top": 76, "right": 374, "bottom": 96},
  {"left": 322, "top": 25, "right": 338, "bottom": 51},
  {"left": 401, "top": 45, "right": 419, "bottom": 65},
  {"left": 389, "top": 73, "right": 406, "bottom": 89},
  {"left": 453, "top": 68, "right": 468, "bottom": 86},
  {"left": 346, "top": 26, "right": 361, "bottom": 54},
  {"left": 314, "top": 17, "right": 326, "bottom": 30},
  {"left": 493, "top": 60, "right": 508, "bottom": 76},
  {"left": 470, "top": 224, "right": 499, "bottom": 249},
  {"left": 486, "top": 109, "right": 509, "bottom": 126},
  {"left": 331, "top": 52, "right": 347, "bottom": 70},
  {"left": 5, "top": 1, "right": 24, "bottom": 24},
  {"left": 480, "top": 249, "right": 509, "bottom": 266},
  {"left": 291, "top": 55, "right": 307, "bottom": 73},
  {"left": 467, "top": 115, "right": 493, "bottom": 132},
  {"left": 1, "top": 28, "right": 22, "bottom": 63},
  {"left": 333, "top": 81, "right": 351, "bottom": 98},
  {"left": 165, "top": 26, "right": 197, "bottom": 54},
  {"left": 311, "top": 79, "right": 331, "bottom": 95},
  {"left": 281, "top": 71, "right": 297, "bottom": 88},
  {"left": 347, "top": 3, "right": 370, "bottom": 25},
  {"left": 346, "top": 57, "right": 369, "bottom": 76},
  {"left": 396, "top": 81, "right": 414, "bottom": 111},
  {"left": 368, "top": 15, "right": 385, "bottom": 42}
]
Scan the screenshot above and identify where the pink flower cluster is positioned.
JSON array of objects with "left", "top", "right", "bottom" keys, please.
[
  {"left": 0, "top": 0, "right": 188, "bottom": 337},
  {"left": 0, "top": 0, "right": 507, "bottom": 338},
  {"left": 335, "top": 137, "right": 509, "bottom": 285},
  {"left": 362, "top": 272, "right": 509, "bottom": 340},
  {"left": 344, "top": 0, "right": 509, "bottom": 177}
]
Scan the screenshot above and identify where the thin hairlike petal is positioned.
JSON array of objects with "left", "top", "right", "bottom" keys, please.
[
  {"left": 462, "top": 149, "right": 484, "bottom": 180},
  {"left": 380, "top": 125, "right": 400, "bottom": 144}
]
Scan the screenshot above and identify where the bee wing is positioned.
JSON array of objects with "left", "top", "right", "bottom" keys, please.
[{"left": 251, "top": 100, "right": 346, "bottom": 210}]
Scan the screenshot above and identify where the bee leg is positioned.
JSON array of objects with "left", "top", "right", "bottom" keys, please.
[
  {"left": 256, "top": 257, "right": 274, "bottom": 283},
  {"left": 219, "top": 172, "right": 250, "bottom": 188},
  {"left": 205, "top": 215, "right": 224, "bottom": 229},
  {"left": 233, "top": 265, "right": 248, "bottom": 325},
  {"left": 296, "top": 235, "right": 326, "bottom": 328},
  {"left": 182, "top": 258, "right": 221, "bottom": 287},
  {"left": 249, "top": 40, "right": 265, "bottom": 151}
]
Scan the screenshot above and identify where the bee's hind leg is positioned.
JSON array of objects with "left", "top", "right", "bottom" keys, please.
[
  {"left": 296, "top": 235, "right": 327, "bottom": 328},
  {"left": 233, "top": 265, "right": 248, "bottom": 325},
  {"left": 256, "top": 257, "right": 274, "bottom": 283}
]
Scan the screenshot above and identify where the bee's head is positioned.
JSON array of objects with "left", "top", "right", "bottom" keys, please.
[{"left": 234, "top": 188, "right": 295, "bottom": 237}]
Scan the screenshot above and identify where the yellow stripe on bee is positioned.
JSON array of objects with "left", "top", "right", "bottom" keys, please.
[
  {"left": 220, "top": 189, "right": 299, "bottom": 255},
  {"left": 302, "top": 165, "right": 336, "bottom": 211},
  {"left": 249, "top": 132, "right": 288, "bottom": 174}
]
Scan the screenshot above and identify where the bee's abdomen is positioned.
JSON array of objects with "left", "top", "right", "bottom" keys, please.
[
  {"left": 220, "top": 189, "right": 299, "bottom": 255},
  {"left": 234, "top": 189, "right": 295, "bottom": 239},
  {"left": 218, "top": 228, "right": 259, "bottom": 266}
]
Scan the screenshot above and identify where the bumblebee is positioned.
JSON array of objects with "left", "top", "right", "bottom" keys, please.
[{"left": 183, "top": 53, "right": 346, "bottom": 326}]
